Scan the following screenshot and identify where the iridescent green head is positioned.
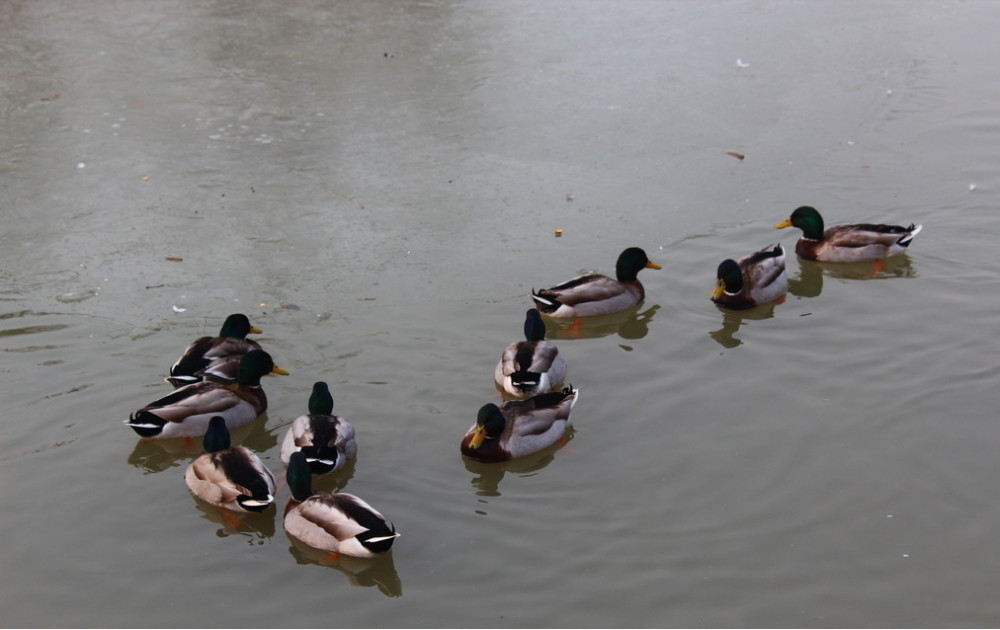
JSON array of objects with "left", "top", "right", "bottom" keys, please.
[
  {"left": 615, "top": 247, "right": 662, "bottom": 282},
  {"left": 237, "top": 349, "right": 288, "bottom": 386},
  {"left": 523, "top": 309, "right": 546, "bottom": 342},
  {"left": 468, "top": 404, "right": 506, "bottom": 449},
  {"left": 775, "top": 206, "right": 825, "bottom": 240},
  {"left": 712, "top": 259, "right": 743, "bottom": 299},
  {"left": 308, "top": 381, "right": 334, "bottom": 416},
  {"left": 203, "top": 416, "right": 231, "bottom": 453},
  {"left": 218, "top": 313, "right": 261, "bottom": 339},
  {"left": 286, "top": 451, "right": 314, "bottom": 502}
]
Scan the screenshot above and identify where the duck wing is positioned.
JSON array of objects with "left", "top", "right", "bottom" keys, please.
[
  {"left": 743, "top": 245, "right": 787, "bottom": 292},
  {"left": 824, "top": 223, "right": 920, "bottom": 248}
]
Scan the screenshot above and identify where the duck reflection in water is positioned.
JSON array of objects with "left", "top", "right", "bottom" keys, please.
[
  {"left": 709, "top": 302, "right": 780, "bottom": 349},
  {"left": 286, "top": 535, "right": 403, "bottom": 598},
  {"left": 789, "top": 254, "right": 918, "bottom": 298},
  {"left": 801, "top": 253, "right": 917, "bottom": 282},
  {"left": 461, "top": 430, "right": 574, "bottom": 498},
  {"left": 191, "top": 498, "right": 276, "bottom": 541},
  {"left": 542, "top": 304, "right": 659, "bottom": 342}
]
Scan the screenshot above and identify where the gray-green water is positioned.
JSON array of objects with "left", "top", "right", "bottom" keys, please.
[{"left": 2, "top": 1, "right": 1000, "bottom": 627}]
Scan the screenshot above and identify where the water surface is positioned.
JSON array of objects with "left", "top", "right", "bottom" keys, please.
[{"left": 2, "top": 1, "right": 1000, "bottom": 627}]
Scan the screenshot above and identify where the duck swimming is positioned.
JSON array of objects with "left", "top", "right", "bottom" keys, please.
[
  {"left": 185, "top": 416, "right": 276, "bottom": 512},
  {"left": 126, "top": 349, "right": 288, "bottom": 439},
  {"left": 461, "top": 386, "right": 579, "bottom": 462},
  {"left": 284, "top": 451, "right": 399, "bottom": 558},
  {"left": 167, "top": 313, "right": 263, "bottom": 387},
  {"left": 774, "top": 206, "right": 922, "bottom": 262},
  {"left": 280, "top": 382, "right": 357, "bottom": 475},
  {"left": 530, "top": 247, "right": 661, "bottom": 318},
  {"left": 711, "top": 243, "right": 789, "bottom": 310},
  {"left": 495, "top": 309, "right": 567, "bottom": 398}
]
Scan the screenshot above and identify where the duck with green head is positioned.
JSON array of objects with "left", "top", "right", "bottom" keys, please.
[
  {"left": 185, "top": 416, "right": 276, "bottom": 512},
  {"left": 495, "top": 309, "right": 567, "bottom": 398},
  {"left": 126, "top": 349, "right": 289, "bottom": 439},
  {"left": 461, "top": 386, "right": 579, "bottom": 462},
  {"left": 531, "top": 247, "right": 661, "bottom": 318},
  {"left": 775, "top": 206, "right": 923, "bottom": 262},
  {"left": 711, "top": 243, "right": 788, "bottom": 310},
  {"left": 284, "top": 451, "right": 399, "bottom": 558},
  {"left": 168, "top": 313, "right": 264, "bottom": 387},
  {"left": 280, "top": 382, "right": 357, "bottom": 475}
]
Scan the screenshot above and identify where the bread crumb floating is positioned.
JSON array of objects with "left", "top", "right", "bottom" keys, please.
[{"left": 554, "top": 227, "right": 564, "bottom": 237}]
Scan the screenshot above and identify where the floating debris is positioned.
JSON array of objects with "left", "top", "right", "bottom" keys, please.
[
  {"left": 172, "top": 305, "right": 187, "bottom": 313},
  {"left": 554, "top": 227, "right": 564, "bottom": 237},
  {"left": 57, "top": 289, "right": 98, "bottom": 303},
  {"left": 164, "top": 257, "right": 183, "bottom": 262},
  {"left": 726, "top": 151, "right": 745, "bottom": 160}
]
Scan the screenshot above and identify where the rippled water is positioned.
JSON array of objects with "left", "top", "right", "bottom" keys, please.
[{"left": 2, "top": 1, "right": 1000, "bottom": 627}]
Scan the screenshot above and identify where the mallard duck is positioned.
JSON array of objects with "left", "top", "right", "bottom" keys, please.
[
  {"left": 494, "top": 309, "right": 567, "bottom": 398},
  {"left": 284, "top": 451, "right": 399, "bottom": 558},
  {"left": 185, "top": 416, "right": 276, "bottom": 512},
  {"left": 461, "top": 386, "right": 579, "bottom": 462},
  {"left": 711, "top": 243, "right": 789, "bottom": 310},
  {"left": 126, "top": 349, "right": 289, "bottom": 439},
  {"left": 280, "top": 382, "right": 357, "bottom": 475},
  {"left": 774, "top": 206, "right": 923, "bottom": 262},
  {"left": 167, "top": 313, "right": 263, "bottom": 387},
  {"left": 531, "top": 247, "right": 662, "bottom": 318}
]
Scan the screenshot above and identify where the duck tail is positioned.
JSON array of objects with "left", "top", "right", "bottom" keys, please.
[
  {"left": 563, "top": 385, "right": 580, "bottom": 409},
  {"left": 530, "top": 290, "right": 559, "bottom": 313},
  {"left": 511, "top": 370, "right": 541, "bottom": 393},
  {"left": 124, "top": 412, "right": 166, "bottom": 438},
  {"left": 898, "top": 223, "right": 923, "bottom": 247},
  {"left": 237, "top": 495, "right": 275, "bottom": 512}
]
